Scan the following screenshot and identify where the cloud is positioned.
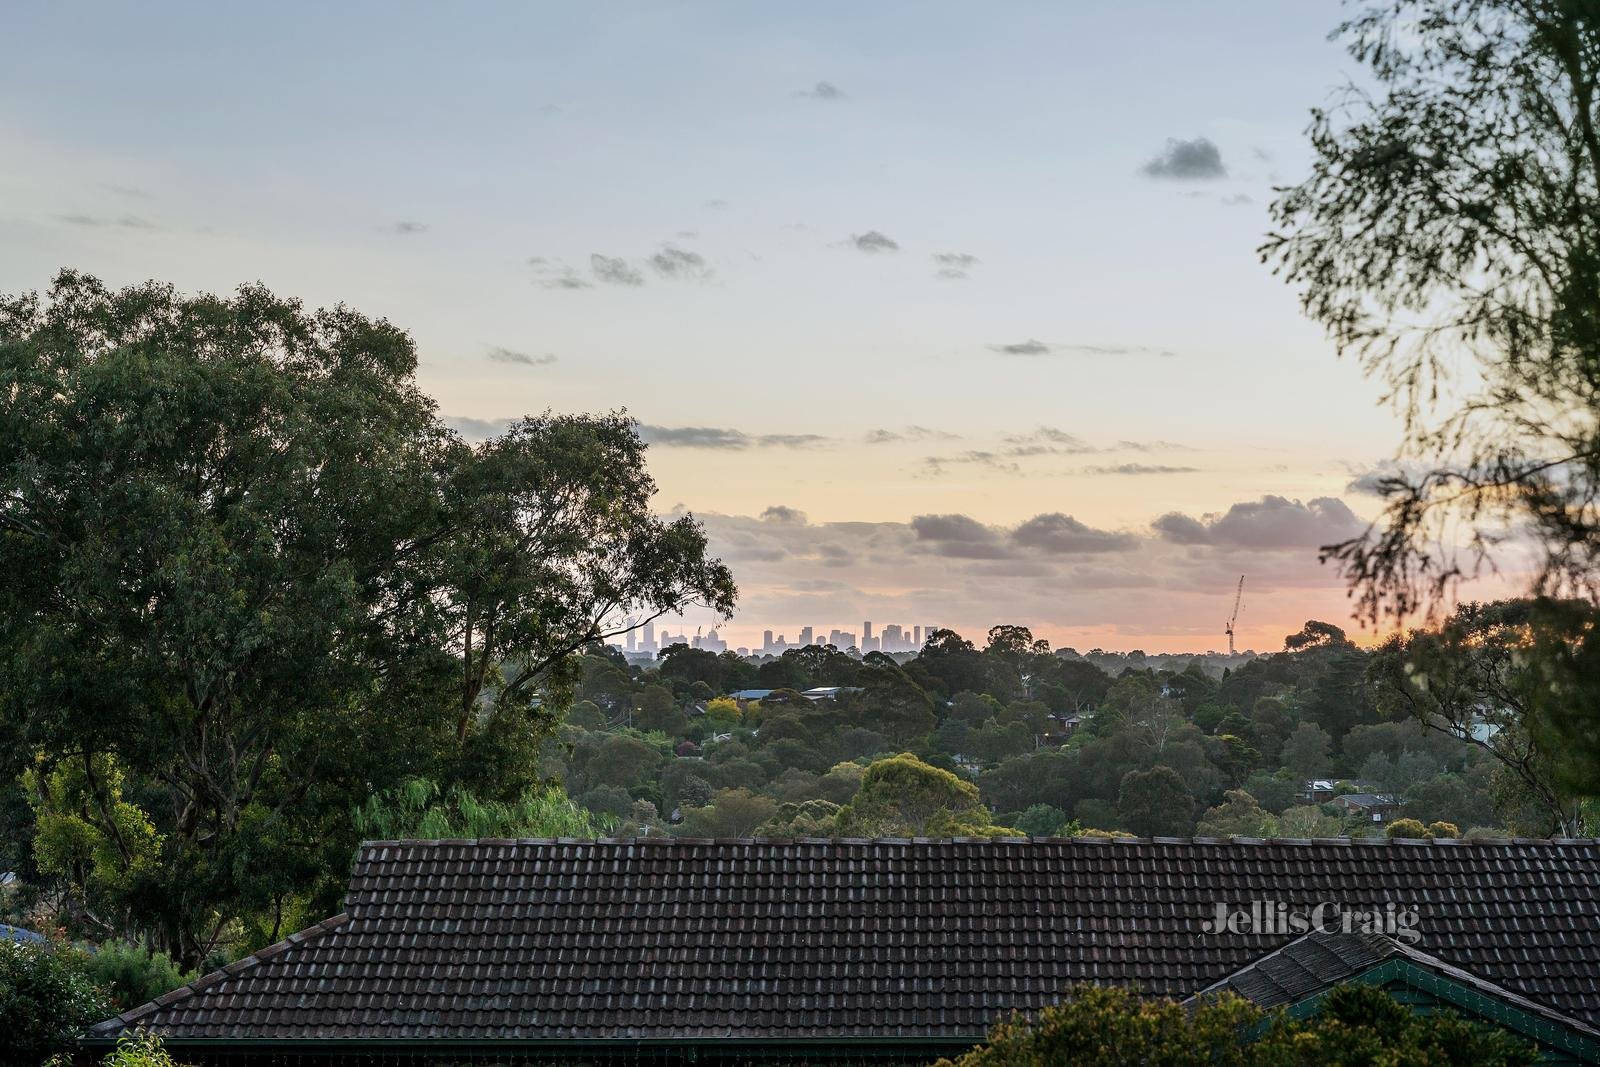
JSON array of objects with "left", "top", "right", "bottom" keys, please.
[
  {"left": 848, "top": 230, "right": 899, "bottom": 253},
  {"left": 1220, "top": 193, "right": 1255, "bottom": 206},
  {"left": 911, "top": 514, "right": 1016, "bottom": 559},
  {"left": 1011, "top": 513, "right": 1137, "bottom": 554},
  {"left": 991, "top": 339, "right": 1176, "bottom": 358},
  {"left": 528, "top": 258, "right": 592, "bottom": 289},
  {"left": 761, "top": 505, "right": 809, "bottom": 525},
  {"left": 866, "top": 425, "right": 961, "bottom": 444},
  {"left": 57, "top": 213, "right": 156, "bottom": 229},
  {"left": 648, "top": 245, "right": 714, "bottom": 281},
  {"left": 1344, "top": 459, "right": 1428, "bottom": 497},
  {"left": 386, "top": 221, "right": 429, "bottom": 234},
  {"left": 1081, "top": 463, "right": 1201, "bottom": 475},
  {"left": 931, "top": 252, "right": 980, "bottom": 280},
  {"left": 1002, "top": 427, "right": 1098, "bottom": 454},
  {"left": 487, "top": 346, "right": 557, "bottom": 367},
  {"left": 445, "top": 415, "right": 515, "bottom": 440},
  {"left": 1142, "top": 137, "right": 1227, "bottom": 180},
  {"left": 704, "top": 199, "right": 730, "bottom": 210},
  {"left": 797, "top": 81, "right": 846, "bottom": 100},
  {"left": 103, "top": 184, "right": 149, "bottom": 198},
  {"left": 922, "top": 451, "right": 1021, "bottom": 477},
  {"left": 1152, "top": 495, "right": 1366, "bottom": 549},
  {"left": 991, "top": 339, "right": 1053, "bottom": 356},
  {"left": 590, "top": 254, "right": 645, "bottom": 286},
  {"left": 638, "top": 425, "right": 828, "bottom": 450}
]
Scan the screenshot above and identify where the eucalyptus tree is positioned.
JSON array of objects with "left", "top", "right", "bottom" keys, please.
[
  {"left": 1265, "top": 0, "right": 1600, "bottom": 621},
  {"left": 0, "top": 271, "right": 733, "bottom": 965}
]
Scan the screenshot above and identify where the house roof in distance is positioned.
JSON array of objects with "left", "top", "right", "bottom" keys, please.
[{"left": 90, "top": 836, "right": 1600, "bottom": 1046}]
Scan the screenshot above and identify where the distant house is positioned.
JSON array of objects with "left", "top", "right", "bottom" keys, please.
[
  {"left": 728, "top": 688, "right": 773, "bottom": 707},
  {"left": 1298, "top": 778, "right": 1382, "bottom": 805},
  {"left": 801, "top": 686, "right": 863, "bottom": 702},
  {"left": 1, "top": 923, "right": 47, "bottom": 945},
  {"left": 86, "top": 837, "right": 1600, "bottom": 1065},
  {"left": 1332, "top": 792, "right": 1403, "bottom": 823}
]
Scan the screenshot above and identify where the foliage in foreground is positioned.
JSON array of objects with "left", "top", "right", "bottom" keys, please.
[
  {"left": 352, "top": 778, "right": 614, "bottom": 841},
  {"left": 99, "top": 1031, "right": 191, "bottom": 1067},
  {"left": 936, "top": 983, "right": 1536, "bottom": 1067},
  {"left": 0, "top": 940, "right": 110, "bottom": 1067}
]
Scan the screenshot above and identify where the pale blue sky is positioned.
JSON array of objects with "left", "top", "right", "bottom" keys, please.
[{"left": 4, "top": 2, "right": 1429, "bottom": 650}]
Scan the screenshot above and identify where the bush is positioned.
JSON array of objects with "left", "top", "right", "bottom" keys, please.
[
  {"left": 101, "top": 1031, "right": 189, "bottom": 1067},
  {"left": 0, "top": 940, "right": 110, "bottom": 1067},
  {"left": 933, "top": 982, "right": 1535, "bottom": 1067},
  {"left": 79, "top": 942, "right": 193, "bottom": 1013},
  {"left": 1386, "top": 817, "right": 1432, "bottom": 839},
  {"left": 1427, "top": 820, "right": 1460, "bottom": 839}
]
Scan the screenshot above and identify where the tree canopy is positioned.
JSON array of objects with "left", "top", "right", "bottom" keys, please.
[{"left": 0, "top": 271, "right": 734, "bottom": 966}]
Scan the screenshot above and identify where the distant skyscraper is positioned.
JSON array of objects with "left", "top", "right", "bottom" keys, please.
[
  {"left": 913, "top": 625, "right": 923, "bottom": 648},
  {"left": 884, "top": 624, "right": 904, "bottom": 652},
  {"left": 625, "top": 626, "right": 636, "bottom": 652},
  {"left": 798, "top": 625, "right": 813, "bottom": 648},
  {"left": 763, "top": 629, "right": 775, "bottom": 654},
  {"left": 642, "top": 620, "right": 656, "bottom": 652},
  {"left": 863, "top": 621, "right": 873, "bottom": 644}
]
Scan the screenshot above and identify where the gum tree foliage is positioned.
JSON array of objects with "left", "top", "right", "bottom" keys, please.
[
  {"left": 1264, "top": 0, "right": 1600, "bottom": 622},
  {"left": 1368, "top": 599, "right": 1593, "bottom": 834},
  {"left": 0, "top": 272, "right": 734, "bottom": 966}
]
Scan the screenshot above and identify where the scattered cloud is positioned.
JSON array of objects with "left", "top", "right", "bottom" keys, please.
[
  {"left": 847, "top": 230, "right": 899, "bottom": 253},
  {"left": 991, "top": 339, "right": 1053, "bottom": 356},
  {"left": 931, "top": 252, "right": 980, "bottom": 280},
  {"left": 590, "top": 253, "right": 645, "bottom": 287},
  {"left": 1002, "top": 427, "right": 1098, "bottom": 454},
  {"left": 1220, "top": 193, "right": 1255, "bottom": 206},
  {"left": 704, "top": 199, "right": 730, "bottom": 210},
  {"left": 638, "top": 424, "right": 828, "bottom": 450},
  {"left": 1344, "top": 459, "right": 1428, "bottom": 496},
  {"left": 866, "top": 425, "right": 961, "bottom": 444},
  {"left": 102, "top": 184, "right": 148, "bottom": 198},
  {"left": 797, "top": 81, "right": 845, "bottom": 100},
  {"left": 1141, "top": 137, "right": 1227, "bottom": 180},
  {"left": 1081, "top": 463, "right": 1201, "bottom": 476},
  {"left": 486, "top": 346, "right": 557, "bottom": 367},
  {"left": 761, "top": 505, "right": 809, "bottom": 525},
  {"left": 1011, "top": 513, "right": 1137, "bottom": 554},
  {"left": 911, "top": 514, "right": 1015, "bottom": 559},
  {"left": 445, "top": 415, "right": 515, "bottom": 440},
  {"left": 386, "top": 221, "right": 429, "bottom": 234},
  {"left": 527, "top": 257, "right": 592, "bottom": 289},
  {"left": 57, "top": 213, "right": 156, "bottom": 229},
  {"left": 648, "top": 245, "right": 714, "bottom": 281},
  {"left": 1152, "top": 495, "right": 1365, "bottom": 549},
  {"left": 991, "top": 339, "right": 1176, "bottom": 358}
]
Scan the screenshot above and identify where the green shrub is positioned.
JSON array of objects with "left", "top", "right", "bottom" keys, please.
[
  {"left": 1386, "top": 817, "right": 1431, "bottom": 839},
  {"left": 79, "top": 942, "right": 193, "bottom": 1012},
  {"left": 101, "top": 1031, "right": 189, "bottom": 1067},
  {"left": 0, "top": 940, "right": 110, "bottom": 1067},
  {"left": 1427, "top": 820, "right": 1460, "bottom": 839}
]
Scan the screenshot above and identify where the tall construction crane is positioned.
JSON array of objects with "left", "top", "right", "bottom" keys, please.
[{"left": 1224, "top": 575, "right": 1245, "bottom": 655}]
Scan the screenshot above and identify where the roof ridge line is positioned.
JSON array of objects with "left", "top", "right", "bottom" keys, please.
[
  {"left": 353, "top": 834, "right": 1599, "bottom": 849},
  {"left": 89, "top": 912, "right": 351, "bottom": 1035}
]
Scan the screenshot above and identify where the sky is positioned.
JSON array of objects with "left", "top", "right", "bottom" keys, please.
[{"left": 1, "top": 1, "right": 1467, "bottom": 653}]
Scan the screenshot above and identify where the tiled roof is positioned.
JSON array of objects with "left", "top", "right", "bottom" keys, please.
[{"left": 92, "top": 836, "right": 1600, "bottom": 1043}]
